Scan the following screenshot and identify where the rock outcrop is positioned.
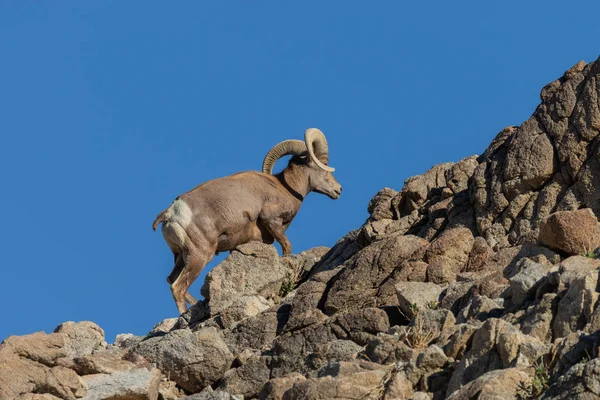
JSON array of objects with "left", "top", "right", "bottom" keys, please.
[{"left": 4, "top": 57, "right": 600, "bottom": 399}]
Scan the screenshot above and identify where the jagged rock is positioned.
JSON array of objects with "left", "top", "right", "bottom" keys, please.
[
  {"left": 519, "top": 293, "right": 558, "bottom": 342},
  {"left": 225, "top": 306, "right": 284, "bottom": 355},
  {"left": 283, "top": 268, "right": 341, "bottom": 333},
  {"left": 0, "top": 340, "right": 89, "bottom": 400},
  {"left": 53, "top": 322, "right": 107, "bottom": 359},
  {"left": 411, "top": 309, "right": 456, "bottom": 337},
  {"left": 201, "top": 242, "right": 291, "bottom": 314},
  {"left": 553, "top": 268, "right": 599, "bottom": 338},
  {"left": 158, "top": 380, "right": 184, "bottom": 400},
  {"left": 507, "top": 258, "right": 552, "bottom": 308},
  {"left": 2, "top": 331, "right": 70, "bottom": 367},
  {"left": 393, "top": 162, "right": 454, "bottom": 218},
  {"left": 551, "top": 332, "right": 600, "bottom": 376},
  {"left": 556, "top": 255, "right": 600, "bottom": 291},
  {"left": 447, "top": 368, "right": 531, "bottom": 400},
  {"left": 361, "top": 334, "right": 415, "bottom": 364},
  {"left": 358, "top": 211, "right": 422, "bottom": 245},
  {"left": 148, "top": 318, "right": 178, "bottom": 335},
  {"left": 217, "top": 295, "right": 272, "bottom": 328},
  {"left": 416, "top": 345, "right": 447, "bottom": 372},
  {"left": 308, "top": 230, "right": 361, "bottom": 277},
  {"left": 282, "top": 361, "right": 390, "bottom": 400},
  {"left": 539, "top": 208, "right": 600, "bottom": 256},
  {"left": 114, "top": 333, "right": 144, "bottom": 349},
  {"left": 218, "top": 356, "right": 271, "bottom": 399},
  {"left": 442, "top": 324, "right": 478, "bottom": 360},
  {"left": 456, "top": 295, "right": 503, "bottom": 324},
  {"left": 132, "top": 327, "right": 233, "bottom": 393},
  {"left": 426, "top": 227, "right": 475, "bottom": 283},
  {"left": 72, "top": 349, "right": 138, "bottom": 375},
  {"left": 367, "top": 187, "right": 397, "bottom": 221},
  {"left": 542, "top": 358, "right": 600, "bottom": 399},
  {"left": 446, "top": 156, "right": 479, "bottom": 195},
  {"left": 270, "top": 309, "right": 387, "bottom": 377},
  {"left": 185, "top": 387, "right": 242, "bottom": 400},
  {"left": 324, "top": 234, "right": 428, "bottom": 314},
  {"left": 81, "top": 368, "right": 161, "bottom": 400},
  {"left": 259, "top": 373, "right": 306, "bottom": 400},
  {"left": 447, "top": 318, "right": 540, "bottom": 396},
  {"left": 396, "top": 282, "right": 443, "bottom": 318},
  {"left": 439, "top": 281, "right": 474, "bottom": 315},
  {"left": 464, "top": 236, "right": 494, "bottom": 272},
  {"left": 382, "top": 363, "right": 420, "bottom": 400}
]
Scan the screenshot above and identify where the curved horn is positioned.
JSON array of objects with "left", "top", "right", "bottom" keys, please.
[
  {"left": 305, "top": 128, "right": 335, "bottom": 172},
  {"left": 262, "top": 140, "right": 307, "bottom": 174}
]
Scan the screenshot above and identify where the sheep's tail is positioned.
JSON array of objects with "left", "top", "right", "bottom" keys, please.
[{"left": 152, "top": 209, "right": 168, "bottom": 231}]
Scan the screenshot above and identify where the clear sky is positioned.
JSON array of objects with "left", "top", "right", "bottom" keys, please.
[{"left": 1, "top": 1, "right": 599, "bottom": 342}]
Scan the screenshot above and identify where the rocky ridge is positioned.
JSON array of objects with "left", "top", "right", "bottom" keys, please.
[{"left": 3, "top": 57, "right": 600, "bottom": 399}]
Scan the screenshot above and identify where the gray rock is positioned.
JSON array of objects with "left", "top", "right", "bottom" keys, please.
[
  {"left": 132, "top": 327, "right": 233, "bottom": 393},
  {"left": 81, "top": 368, "right": 161, "bottom": 400},
  {"left": 456, "top": 295, "right": 503, "bottom": 324},
  {"left": 396, "top": 282, "right": 444, "bottom": 318},
  {"left": 447, "top": 368, "right": 531, "bottom": 400},
  {"left": 416, "top": 345, "right": 448, "bottom": 372},
  {"left": 554, "top": 269, "right": 599, "bottom": 338},
  {"left": 542, "top": 358, "right": 600, "bottom": 399},
  {"left": 508, "top": 258, "right": 551, "bottom": 308},
  {"left": 53, "top": 321, "right": 107, "bottom": 359},
  {"left": 201, "top": 242, "right": 291, "bottom": 314},
  {"left": 519, "top": 293, "right": 558, "bottom": 343},
  {"left": 324, "top": 234, "right": 428, "bottom": 314},
  {"left": 218, "top": 356, "right": 271, "bottom": 398},
  {"left": 185, "top": 387, "right": 242, "bottom": 400},
  {"left": 446, "top": 319, "right": 522, "bottom": 395},
  {"left": 367, "top": 187, "right": 397, "bottom": 221}
]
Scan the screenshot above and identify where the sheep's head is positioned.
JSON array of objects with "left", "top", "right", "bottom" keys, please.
[{"left": 262, "top": 128, "right": 342, "bottom": 199}]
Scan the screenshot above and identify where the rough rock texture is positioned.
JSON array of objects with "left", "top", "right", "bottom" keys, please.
[
  {"left": 540, "top": 208, "right": 600, "bottom": 255},
  {"left": 5, "top": 58, "right": 600, "bottom": 399}
]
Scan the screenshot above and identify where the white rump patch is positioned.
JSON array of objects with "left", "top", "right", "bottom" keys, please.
[{"left": 170, "top": 199, "right": 193, "bottom": 227}]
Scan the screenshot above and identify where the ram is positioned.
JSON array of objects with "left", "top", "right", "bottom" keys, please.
[{"left": 153, "top": 128, "right": 342, "bottom": 313}]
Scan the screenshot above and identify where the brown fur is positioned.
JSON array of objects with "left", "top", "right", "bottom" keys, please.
[{"left": 154, "top": 155, "right": 342, "bottom": 314}]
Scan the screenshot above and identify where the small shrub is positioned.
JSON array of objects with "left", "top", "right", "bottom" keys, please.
[
  {"left": 279, "top": 280, "right": 295, "bottom": 297},
  {"left": 401, "top": 316, "right": 437, "bottom": 349},
  {"left": 517, "top": 360, "right": 550, "bottom": 399}
]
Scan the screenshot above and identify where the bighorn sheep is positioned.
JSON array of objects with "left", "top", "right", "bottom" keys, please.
[{"left": 152, "top": 128, "right": 342, "bottom": 313}]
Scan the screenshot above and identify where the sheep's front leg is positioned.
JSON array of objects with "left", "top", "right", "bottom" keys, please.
[{"left": 261, "top": 217, "right": 292, "bottom": 255}]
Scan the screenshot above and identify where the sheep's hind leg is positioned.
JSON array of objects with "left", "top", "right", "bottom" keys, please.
[
  {"left": 167, "top": 253, "right": 199, "bottom": 308},
  {"left": 170, "top": 244, "right": 214, "bottom": 314}
]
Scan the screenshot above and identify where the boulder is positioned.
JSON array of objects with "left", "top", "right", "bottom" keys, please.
[
  {"left": 324, "top": 234, "right": 428, "bottom": 313},
  {"left": 259, "top": 373, "right": 306, "bottom": 400},
  {"left": 396, "top": 282, "right": 444, "bottom": 318},
  {"left": 542, "top": 358, "right": 600, "bottom": 399},
  {"left": 447, "top": 318, "right": 536, "bottom": 395},
  {"left": 281, "top": 361, "right": 390, "bottom": 400},
  {"left": 81, "top": 368, "right": 161, "bottom": 400},
  {"left": 539, "top": 208, "right": 600, "bottom": 256},
  {"left": 53, "top": 321, "right": 107, "bottom": 359},
  {"left": 426, "top": 227, "right": 475, "bottom": 283},
  {"left": 201, "top": 242, "right": 290, "bottom": 313},
  {"left": 553, "top": 269, "right": 599, "bottom": 338},
  {"left": 447, "top": 368, "right": 531, "bottom": 400},
  {"left": 132, "top": 327, "right": 233, "bottom": 393}
]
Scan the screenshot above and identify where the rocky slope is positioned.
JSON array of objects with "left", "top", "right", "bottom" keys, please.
[{"left": 3, "top": 57, "right": 600, "bottom": 400}]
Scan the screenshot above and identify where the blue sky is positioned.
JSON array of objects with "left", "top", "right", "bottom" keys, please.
[{"left": 1, "top": 1, "right": 598, "bottom": 342}]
